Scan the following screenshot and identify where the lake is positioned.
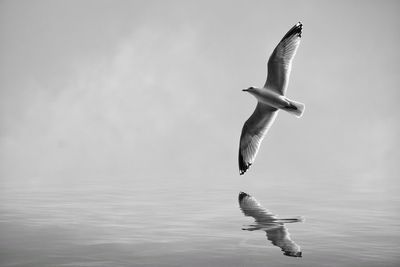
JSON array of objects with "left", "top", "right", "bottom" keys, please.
[{"left": 0, "top": 175, "right": 399, "bottom": 267}]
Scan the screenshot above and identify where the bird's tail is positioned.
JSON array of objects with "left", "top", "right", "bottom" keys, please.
[
  {"left": 275, "top": 216, "right": 305, "bottom": 223},
  {"left": 282, "top": 99, "right": 305, "bottom": 118}
]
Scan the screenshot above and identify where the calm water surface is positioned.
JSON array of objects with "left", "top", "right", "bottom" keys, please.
[{"left": 0, "top": 176, "right": 399, "bottom": 267}]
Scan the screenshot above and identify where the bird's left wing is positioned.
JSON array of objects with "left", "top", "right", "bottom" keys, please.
[
  {"left": 238, "top": 103, "right": 278, "bottom": 175},
  {"left": 264, "top": 22, "right": 302, "bottom": 95}
]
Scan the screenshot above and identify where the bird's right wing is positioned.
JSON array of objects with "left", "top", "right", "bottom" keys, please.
[
  {"left": 238, "top": 103, "right": 278, "bottom": 175},
  {"left": 264, "top": 22, "right": 302, "bottom": 95},
  {"left": 265, "top": 226, "right": 302, "bottom": 257}
]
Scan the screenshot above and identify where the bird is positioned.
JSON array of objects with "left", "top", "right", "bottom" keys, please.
[
  {"left": 239, "top": 22, "right": 305, "bottom": 175},
  {"left": 238, "top": 192, "right": 303, "bottom": 257}
]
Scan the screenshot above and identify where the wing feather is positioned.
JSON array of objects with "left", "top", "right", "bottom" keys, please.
[
  {"left": 266, "top": 226, "right": 302, "bottom": 257},
  {"left": 264, "top": 22, "right": 302, "bottom": 95},
  {"left": 238, "top": 103, "right": 278, "bottom": 175},
  {"left": 238, "top": 192, "right": 277, "bottom": 222}
]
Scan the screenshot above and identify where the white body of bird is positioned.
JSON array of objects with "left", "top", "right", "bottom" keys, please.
[{"left": 243, "top": 87, "right": 305, "bottom": 118}]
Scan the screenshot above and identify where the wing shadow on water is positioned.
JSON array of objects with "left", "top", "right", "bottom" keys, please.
[{"left": 238, "top": 192, "right": 303, "bottom": 257}]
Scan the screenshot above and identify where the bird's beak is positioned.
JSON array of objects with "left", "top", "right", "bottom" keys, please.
[{"left": 242, "top": 89, "right": 248, "bottom": 92}]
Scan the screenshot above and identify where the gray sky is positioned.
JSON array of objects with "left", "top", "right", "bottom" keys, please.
[{"left": 1, "top": 0, "right": 399, "bottom": 189}]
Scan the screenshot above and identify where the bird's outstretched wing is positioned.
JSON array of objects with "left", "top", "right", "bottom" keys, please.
[
  {"left": 238, "top": 192, "right": 277, "bottom": 223},
  {"left": 264, "top": 22, "right": 302, "bottom": 95},
  {"left": 265, "top": 226, "right": 302, "bottom": 257},
  {"left": 238, "top": 103, "right": 278, "bottom": 175}
]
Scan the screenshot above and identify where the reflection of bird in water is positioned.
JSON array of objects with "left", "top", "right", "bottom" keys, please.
[
  {"left": 239, "top": 22, "right": 305, "bottom": 175},
  {"left": 238, "top": 192, "right": 303, "bottom": 257}
]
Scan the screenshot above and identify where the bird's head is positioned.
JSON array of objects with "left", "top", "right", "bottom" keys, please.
[{"left": 242, "top": 86, "right": 255, "bottom": 92}]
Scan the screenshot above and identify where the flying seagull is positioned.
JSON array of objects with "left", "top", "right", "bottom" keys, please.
[
  {"left": 238, "top": 192, "right": 303, "bottom": 257},
  {"left": 239, "top": 22, "right": 305, "bottom": 175}
]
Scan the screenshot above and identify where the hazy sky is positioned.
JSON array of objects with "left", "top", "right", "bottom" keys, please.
[{"left": 1, "top": 0, "right": 399, "bottom": 189}]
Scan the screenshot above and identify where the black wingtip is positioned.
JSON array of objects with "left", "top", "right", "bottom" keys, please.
[
  {"left": 294, "top": 22, "right": 303, "bottom": 38},
  {"left": 239, "top": 162, "right": 251, "bottom": 175},
  {"left": 239, "top": 152, "right": 252, "bottom": 175},
  {"left": 281, "top": 22, "right": 303, "bottom": 41},
  {"left": 297, "top": 22, "right": 303, "bottom": 38},
  {"left": 284, "top": 251, "right": 302, "bottom": 257},
  {"left": 238, "top": 191, "right": 249, "bottom": 202}
]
